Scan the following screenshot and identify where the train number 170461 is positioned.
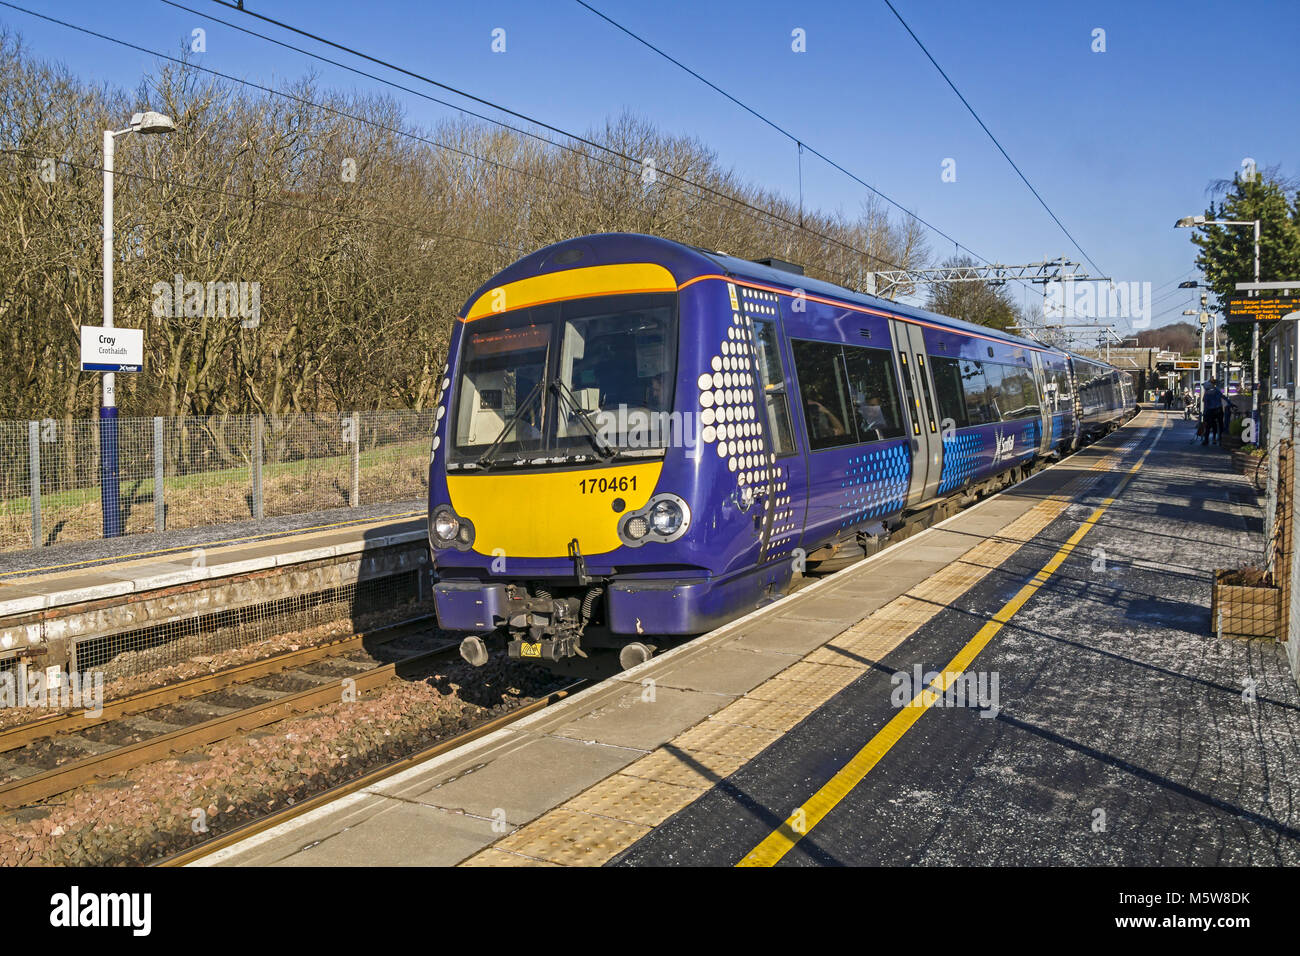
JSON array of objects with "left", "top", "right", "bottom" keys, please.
[{"left": 579, "top": 476, "right": 636, "bottom": 494}]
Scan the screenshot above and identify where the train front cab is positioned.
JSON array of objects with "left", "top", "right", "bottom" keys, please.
[{"left": 426, "top": 242, "right": 810, "bottom": 666}]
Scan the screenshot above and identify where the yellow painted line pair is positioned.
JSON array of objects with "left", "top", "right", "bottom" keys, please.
[{"left": 737, "top": 416, "right": 1165, "bottom": 867}]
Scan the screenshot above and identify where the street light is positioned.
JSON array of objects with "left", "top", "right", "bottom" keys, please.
[
  {"left": 1175, "top": 213, "right": 1262, "bottom": 430},
  {"left": 1178, "top": 282, "right": 1222, "bottom": 384},
  {"left": 1184, "top": 308, "right": 1209, "bottom": 393},
  {"left": 101, "top": 110, "right": 175, "bottom": 537}
]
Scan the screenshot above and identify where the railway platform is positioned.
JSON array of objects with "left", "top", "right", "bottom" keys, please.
[
  {"left": 0, "top": 507, "right": 429, "bottom": 677},
  {"left": 200, "top": 408, "right": 1300, "bottom": 867},
  {"left": 0, "top": 507, "right": 426, "bottom": 618}
]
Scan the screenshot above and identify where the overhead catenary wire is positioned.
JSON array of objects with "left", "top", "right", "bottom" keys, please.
[
  {"left": 572, "top": 0, "right": 1107, "bottom": 324},
  {"left": 878, "top": 0, "right": 1107, "bottom": 279},
  {"left": 176, "top": 0, "right": 909, "bottom": 276},
  {"left": 574, "top": 0, "right": 990, "bottom": 266},
  {"left": 0, "top": 0, "right": 1099, "bottom": 320},
  {"left": 0, "top": 0, "right": 908, "bottom": 286},
  {"left": 206, "top": 0, "right": 1100, "bottom": 326}
]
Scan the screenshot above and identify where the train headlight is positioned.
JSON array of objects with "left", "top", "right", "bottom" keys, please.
[
  {"left": 650, "top": 499, "right": 683, "bottom": 536},
  {"left": 433, "top": 512, "right": 460, "bottom": 541},
  {"left": 431, "top": 507, "right": 474, "bottom": 550},
  {"left": 618, "top": 493, "right": 691, "bottom": 547}
]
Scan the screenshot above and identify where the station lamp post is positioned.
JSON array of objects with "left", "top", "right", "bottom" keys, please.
[
  {"left": 1183, "top": 308, "right": 1208, "bottom": 393},
  {"left": 1175, "top": 214, "right": 1261, "bottom": 427},
  {"left": 1179, "top": 281, "right": 1222, "bottom": 384},
  {"left": 101, "top": 111, "right": 175, "bottom": 537}
]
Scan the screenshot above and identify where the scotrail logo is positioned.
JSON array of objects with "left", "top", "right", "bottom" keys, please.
[
  {"left": 1045, "top": 279, "right": 1152, "bottom": 328},
  {"left": 991, "top": 429, "right": 1015, "bottom": 467}
]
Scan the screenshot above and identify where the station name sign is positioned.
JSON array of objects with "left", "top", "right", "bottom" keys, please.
[
  {"left": 80, "top": 326, "right": 143, "bottom": 372},
  {"left": 1226, "top": 296, "right": 1300, "bottom": 324}
]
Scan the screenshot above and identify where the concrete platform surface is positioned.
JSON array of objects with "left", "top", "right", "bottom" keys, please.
[{"left": 0, "top": 512, "right": 427, "bottom": 618}]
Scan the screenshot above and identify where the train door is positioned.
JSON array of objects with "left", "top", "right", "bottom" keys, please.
[
  {"left": 1030, "top": 351, "right": 1052, "bottom": 454},
  {"left": 1065, "top": 356, "right": 1083, "bottom": 447},
  {"left": 747, "top": 313, "right": 808, "bottom": 567},
  {"left": 888, "top": 319, "right": 943, "bottom": 505}
]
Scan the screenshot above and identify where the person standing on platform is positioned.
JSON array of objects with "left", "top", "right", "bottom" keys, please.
[{"left": 1201, "top": 379, "right": 1234, "bottom": 446}]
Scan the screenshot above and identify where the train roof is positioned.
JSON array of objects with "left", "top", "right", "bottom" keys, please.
[
  {"left": 461, "top": 232, "right": 1122, "bottom": 369},
  {"left": 702, "top": 246, "right": 1057, "bottom": 353}
]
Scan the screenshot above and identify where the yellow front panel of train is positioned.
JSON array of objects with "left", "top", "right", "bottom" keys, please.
[{"left": 446, "top": 462, "right": 662, "bottom": 557}]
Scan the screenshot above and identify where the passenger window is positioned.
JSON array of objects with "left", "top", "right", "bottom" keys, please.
[
  {"left": 1052, "top": 368, "right": 1073, "bottom": 412},
  {"left": 792, "top": 339, "right": 906, "bottom": 450},
  {"left": 792, "top": 340, "right": 855, "bottom": 450},
  {"left": 999, "top": 366, "right": 1041, "bottom": 420},
  {"left": 842, "top": 345, "right": 906, "bottom": 442},
  {"left": 929, "top": 356, "right": 970, "bottom": 429},
  {"left": 960, "top": 359, "right": 994, "bottom": 425},
  {"left": 751, "top": 320, "right": 796, "bottom": 456}
]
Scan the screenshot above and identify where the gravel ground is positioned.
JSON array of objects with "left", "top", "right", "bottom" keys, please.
[{"left": 0, "top": 654, "right": 567, "bottom": 866}]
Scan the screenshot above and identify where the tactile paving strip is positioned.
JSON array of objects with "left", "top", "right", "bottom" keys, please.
[
  {"left": 486, "top": 807, "right": 651, "bottom": 867},
  {"left": 618, "top": 747, "right": 748, "bottom": 789},
  {"left": 562, "top": 773, "right": 706, "bottom": 827}
]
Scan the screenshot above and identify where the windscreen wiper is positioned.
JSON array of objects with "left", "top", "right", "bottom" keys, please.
[
  {"left": 550, "top": 378, "right": 616, "bottom": 459},
  {"left": 477, "top": 376, "right": 546, "bottom": 470}
]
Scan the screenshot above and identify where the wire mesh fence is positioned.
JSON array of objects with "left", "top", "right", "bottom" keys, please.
[
  {"left": 1265, "top": 401, "right": 1300, "bottom": 686},
  {"left": 71, "top": 570, "right": 428, "bottom": 682},
  {"left": 0, "top": 569, "right": 433, "bottom": 727},
  {"left": 0, "top": 411, "right": 435, "bottom": 555}
]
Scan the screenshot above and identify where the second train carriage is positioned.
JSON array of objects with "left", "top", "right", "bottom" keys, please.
[{"left": 425, "top": 233, "right": 1135, "bottom": 667}]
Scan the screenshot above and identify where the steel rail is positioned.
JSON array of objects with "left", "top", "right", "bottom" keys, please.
[
  {"left": 0, "top": 639, "right": 454, "bottom": 809},
  {"left": 0, "top": 613, "right": 437, "bottom": 754}
]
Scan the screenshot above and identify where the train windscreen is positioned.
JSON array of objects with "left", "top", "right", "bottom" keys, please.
[{"left": 451, "top": 292, "right": 677, "bottom": 463}]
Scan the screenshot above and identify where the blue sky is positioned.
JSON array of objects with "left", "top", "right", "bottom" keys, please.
[{"left": 4, "top": 0, "right": 1297, "bottom": 333}]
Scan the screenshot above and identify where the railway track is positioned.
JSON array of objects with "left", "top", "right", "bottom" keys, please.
[
  {"left": 0, "top": 614, "right": 449, "bottom": 810},
  {"left": 158, "top": 678, "right": 586, "bottom": 866}
]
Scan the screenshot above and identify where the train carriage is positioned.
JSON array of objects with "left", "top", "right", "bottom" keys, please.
[{"left": 426, "top": 233, "right": 1135, "bottom": 667}]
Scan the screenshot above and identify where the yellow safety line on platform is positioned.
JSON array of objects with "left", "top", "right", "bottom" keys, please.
[
  {"left": 737, "top": 415, "right": 1165, "bottom": 867},
  {"left": 0, "top": 510, "right": 427, "bottom": 579}
]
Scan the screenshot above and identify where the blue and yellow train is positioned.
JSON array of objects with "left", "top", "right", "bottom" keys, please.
[{"left": 426, "top": 233, "right": 1135, "bottom": 667}]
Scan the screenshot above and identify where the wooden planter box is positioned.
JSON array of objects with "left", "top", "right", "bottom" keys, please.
[{"left": 1212, "top": 569, "right": 1283, "bottom": 640}]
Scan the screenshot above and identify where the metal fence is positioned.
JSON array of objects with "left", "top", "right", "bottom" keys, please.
[{"left": 0, "top": 411, "right": 435, "bottom": 554}]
